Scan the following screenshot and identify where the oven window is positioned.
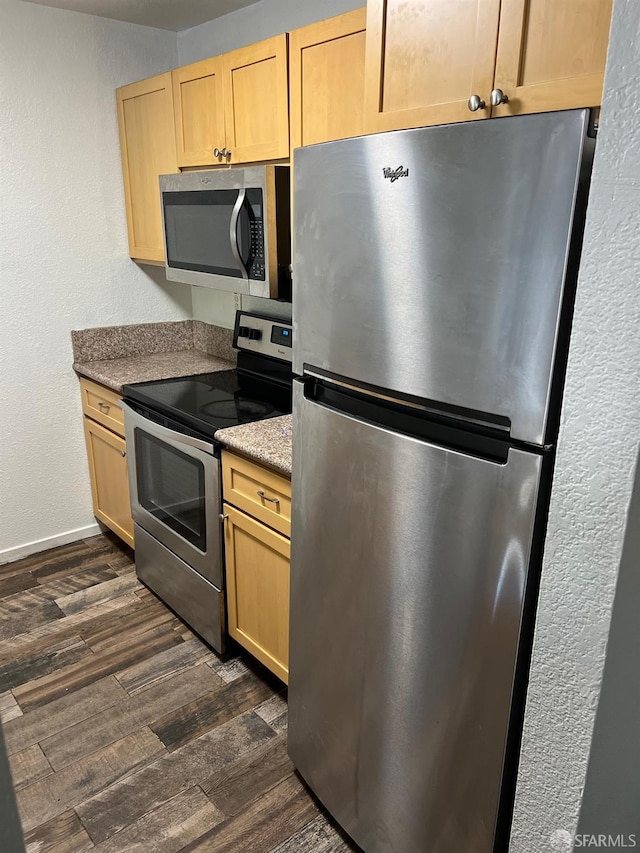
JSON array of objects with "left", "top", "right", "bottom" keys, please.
[
  {"left": 135, "top": 431, "right": 206, "bottom": 552},
  {"left": 163, "top": 189, "right": 249, "bottom": 277}
]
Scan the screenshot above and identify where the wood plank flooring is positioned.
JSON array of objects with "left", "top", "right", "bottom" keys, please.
[{"left": 1, "top": 533, "right": 359, "bottom": 852}]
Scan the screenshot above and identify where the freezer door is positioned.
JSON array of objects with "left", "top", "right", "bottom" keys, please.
[
  {"left": 293, "top": 109, "right": 592, "bottom": 445},
  {"left": 288, "top": 383, "right": 543, "bottom": 853}
]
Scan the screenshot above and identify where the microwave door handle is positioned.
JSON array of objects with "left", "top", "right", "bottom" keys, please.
[{"left": 230, "top": 189, "right": 249, "bottom": 281}]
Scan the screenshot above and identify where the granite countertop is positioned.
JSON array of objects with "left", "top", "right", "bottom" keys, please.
[
  {"left": 74, "top": 350, "right": 234, "bottom": 393},
  {"left": 215, "top": 415, "right": 293, "bottom": 477},
  {"left": 72, "top": 319, "right": 236, "bottom": 393}
]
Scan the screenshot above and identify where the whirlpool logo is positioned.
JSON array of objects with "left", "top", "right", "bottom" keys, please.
[{"left": 383, "top": 166, "right": 409, "bottom": 182}]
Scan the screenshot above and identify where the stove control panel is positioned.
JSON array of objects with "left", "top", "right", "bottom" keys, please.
[{"left": 233, "top": 311, "right": 292, "bottom": 363}]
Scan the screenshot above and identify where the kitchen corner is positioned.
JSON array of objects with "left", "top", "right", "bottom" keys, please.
[
  {"left": 72, "top": 319, "right": 237, "bottom": 392},
  {"left": 72, "top": 313, "right": 293, "bottom": 573},
  {"left": 72, "top": 318, "right": 293, "bottom": 474}
]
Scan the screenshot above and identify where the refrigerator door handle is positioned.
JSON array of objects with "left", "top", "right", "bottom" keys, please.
[
  {"left": 299, "top": 377, "right": 513, "bottom": 466},
  {"left": 302, "top": 370, "right": 512, "bottom": 434}
]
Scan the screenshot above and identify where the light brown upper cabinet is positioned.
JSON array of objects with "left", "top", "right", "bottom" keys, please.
[
  {"left": 172, "top": 57, "right": 225, "bottom": 167},
  {"left": 116, "top": 73, "right": 177, "bottom": 264},
  {"left": 492, "top": 0, "right": 613, "bottom": 116},
  {"left": 364, "top": 0, "right": 613, "bottom": 133},
  {"left": 364, "top": 0, "right": 501, "bottom": 132},
  {"left": 223, "top": 34, "right": 290, "bottom": 164},
  {"left": 289, "top": 8, "right": 367, "bottom": 152},
  {"left": 172, "top": 35, "right": 290, "bottom": 168}
]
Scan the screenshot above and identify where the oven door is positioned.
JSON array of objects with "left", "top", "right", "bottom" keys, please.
[{"left": 122, "top": 402, "right": 222, "bottom": 589}]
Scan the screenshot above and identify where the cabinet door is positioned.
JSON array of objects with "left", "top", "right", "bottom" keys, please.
[
  {"left": 222, "top": 35, "right": 290, "bottom": 164},
  {"left": 493, "top": 0, "right": 612, "bottom": 115},
  {"left": 224, "top": 503, "right": 289, "bottom": 683},
  {"left": 493, "top": 0, "right": 613, "bottom": 116},
  {"left": 83, "top": 418, "right": 134, "bottom": 549},
  {"left": 172, "top": 58, "right": 226, "bottom": 167},
  {"left": 364, "top": 0, "right": 501, "bottom": 132},
  {"left": 289, "top": 8, "right": 367, "bottom": 152},
  {"left": 116, "top": 73, "right": 177, "bottom": 264}
]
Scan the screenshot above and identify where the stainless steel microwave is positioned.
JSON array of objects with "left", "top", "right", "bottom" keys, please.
[{"left": 159, "top": 165, "right": 291, "bottom": 300}]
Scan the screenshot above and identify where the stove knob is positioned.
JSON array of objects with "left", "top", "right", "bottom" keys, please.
[{"left": 238, "top": 326, "right": 262, "bottom": 340}]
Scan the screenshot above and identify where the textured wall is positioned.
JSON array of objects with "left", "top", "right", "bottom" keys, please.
[
  {"left": 180, "top": 0, "right": 361, "bottom": 329},
  {"left": 577, "top": 455, "right": 640, "bottom": 840},
  {"left": 0, "top": 0, "right": 190, "bottom": 560},
  {"left": 509, "top": 0, "right": 640, "bottom": 848}
]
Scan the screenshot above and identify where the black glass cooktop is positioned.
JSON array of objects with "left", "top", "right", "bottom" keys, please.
[{"left": 123, "top": 368, "right": 292, "bottom": 440}]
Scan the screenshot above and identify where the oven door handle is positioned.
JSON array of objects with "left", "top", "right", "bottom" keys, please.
[
  {"left": 230, "top": 188, "right": 249, "bottom": 281},
  {"left": 120, "top": 401, "right": 216, "bottom": 456}
]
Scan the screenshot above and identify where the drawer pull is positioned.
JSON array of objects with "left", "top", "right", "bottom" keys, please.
[
  {"left": 257, "top": 490, "right": 279, "bottom": 506},
  {"left": 98, "top": 402, "right": 111, "bottom": 413}
]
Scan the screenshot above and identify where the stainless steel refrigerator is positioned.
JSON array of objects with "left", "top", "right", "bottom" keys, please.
[{"left": 288, "top": 109, "right": 595, "bottom": 853}]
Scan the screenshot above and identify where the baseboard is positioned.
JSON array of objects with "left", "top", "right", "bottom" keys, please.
[{"left": 0, "top": 523, "right": 104, "bottom": 565}]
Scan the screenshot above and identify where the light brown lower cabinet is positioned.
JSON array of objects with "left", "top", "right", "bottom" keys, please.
[
  {"left": 80, "top": 378, "right": 134, "bottom": 549},
  {"left": 224, "top": 502, "right": 290, "bottom": 683},
  {"left": 83, "top": 418, "right": 134, "bottom": 549}
]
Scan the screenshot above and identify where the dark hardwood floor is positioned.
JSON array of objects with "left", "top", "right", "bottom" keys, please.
[{"left": 0, "top": 533, "right": 359, "bottom": 852}]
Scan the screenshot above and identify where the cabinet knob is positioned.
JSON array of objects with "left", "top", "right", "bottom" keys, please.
[
  {"left": 220, "top": 148, "right": 230, "bottom": 159},
  {"left": 219, "top": 513, "right": 229, "bottom": 521},
  {"left": 467, "top": 94, "right": 486, "bottom": 112},
  {"left": 121, "top": 450, "right": 126, "bottom": 458},
  {"left": 97, "top": 401, "right": 110, "bottom": 413},
  {"left": 213, "top": 147, "right": 221, "bottom": 158},
  {"left": 490, "top": 88, "right": 509, "bottom": 106}
]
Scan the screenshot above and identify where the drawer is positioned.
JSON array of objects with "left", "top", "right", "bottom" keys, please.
[
  {"left": 80, "top": 377, "right": 125, "bottom": 437},
  {"left": 135, "top": 524, "right": 224, "bottom": 652},
  {"left": 222, "top": 450, "right": 291, "bottom": 538}
]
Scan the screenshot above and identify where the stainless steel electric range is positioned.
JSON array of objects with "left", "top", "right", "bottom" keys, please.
[{"left": 121, "top": 311, "right": 293, "bottom": 653}]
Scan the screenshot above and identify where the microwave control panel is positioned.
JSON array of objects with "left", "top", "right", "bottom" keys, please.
[{"left": 246, "top": 189, "right": 265, "bottom": 281}]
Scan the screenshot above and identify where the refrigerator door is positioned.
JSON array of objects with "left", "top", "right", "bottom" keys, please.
[
  {"left": 293, "top": 109, "right": 592, "bottom": 445},
  {"left": 288, "top": 382, "right": 543, "bottom": 853}
]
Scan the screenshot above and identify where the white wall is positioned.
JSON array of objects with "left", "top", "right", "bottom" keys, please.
[
  {"left": 509, "top": 0, "right": 640, "bottom": 848},
  {"left": 0, "top": 0, "right": 190, "bottom": 561},
  {"left": 180, "top": 0, "right": 362, "bottom": 329}
]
